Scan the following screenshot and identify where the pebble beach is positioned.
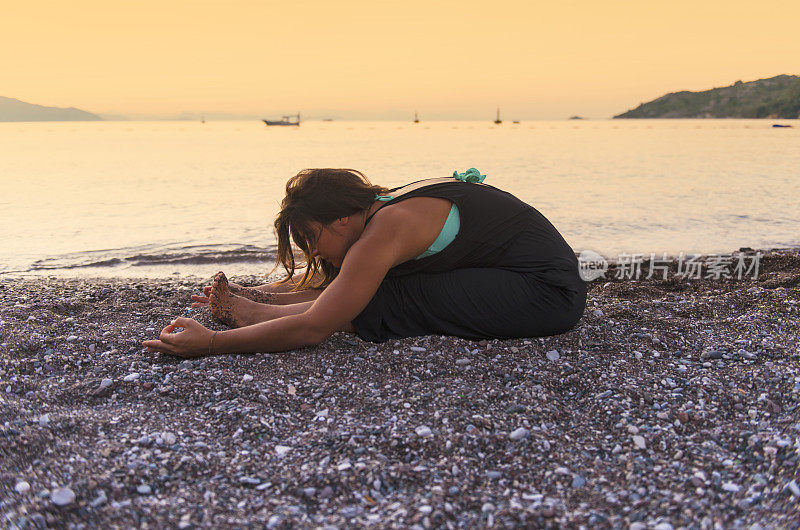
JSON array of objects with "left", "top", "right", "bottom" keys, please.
[{"left": 1, "top": 248, "right": 799, "bottom": 529}]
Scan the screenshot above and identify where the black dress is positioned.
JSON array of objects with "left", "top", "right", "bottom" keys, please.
[{"left": 350, "top": 179, "right": 586, "bottom": 342}]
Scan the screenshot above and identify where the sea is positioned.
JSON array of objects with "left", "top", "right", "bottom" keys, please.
[{"left": 1, "top": 119, "right": 798, "bottom": 279}]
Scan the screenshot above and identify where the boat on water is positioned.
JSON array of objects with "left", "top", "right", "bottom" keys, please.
[
  {"left": 494, "top": 107, "right": 502, "bottom": 124},
  {"left": 263, "top": 113, "right": 301, "bottom": 126},
  {"left": 772, "top": 124, "right": 793, "bottom": 128}
]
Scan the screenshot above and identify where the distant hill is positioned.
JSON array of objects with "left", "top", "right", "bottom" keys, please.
[
  {"left": 0, "top": 97, "right": 102, "bottom": 122},
  {"left": 614, "top": 75, "right": 800, "bottom": 119}
]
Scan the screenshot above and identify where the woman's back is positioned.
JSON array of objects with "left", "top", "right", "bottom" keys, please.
[{"left": 365, "top": 178, "right": 582, "bottom": 291}]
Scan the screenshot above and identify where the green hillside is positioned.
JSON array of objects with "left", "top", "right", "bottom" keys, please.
[{"left": 614, "top": 75, "right": 800, "bottom": 119}]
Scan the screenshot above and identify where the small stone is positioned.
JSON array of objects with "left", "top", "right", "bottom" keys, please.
[
  {"left": 593, "top": 309, "right": 604, "bottom": 317},
  {"left": 161, "top": 432, "right": 176, "bottom": 445},
  {"left": 90, "top": 490, "right": 107, "bottom": 507},
  {"left": 51, "top": 487, "right": 75, "bottom": 506},
  {"left": 38, "top": 414, "right": 50, "bottom": 426},
  {"left": 627, "top": 425, "right": 639, "bottom": 435},
  {"left": 242, "top": 374, "right": 254, "bottom": 382},
  {"left": 319, "top": 485, "right": 334, "bottom": 499},
  {"left": 123, "top": 373, "right": 140, "bottom": 382},
  {"left": 303, "top": 487, "right": 317, "bottom": 497},
  {"left": 509, "top": 427, "right": 529, "bottom": 440},
  {"left": 287, "top": 384, "right": 296, "bottom": 395},
  {"left": 410, "top": 346, "right": 426, "bottom": 352},
  {"left": 571, "top": 475, "right": 586, "bottom": 488},
  {"left": 99, "top": 378, "right": 113, "bottom": 388},
  {"left": 418, "top": 504, "right": 433, "bottom": 514},
  {"left": 654, "top": 524, "right": 674, "bottom": 530},
  {"left": 136, "top": 485, "right": 151, "bottom": 495},
  {"left": 275, "top": 445, "right": 291, "bottom": 457},
  {"left": 486, "top": 471, "right": 502, "bottom": 479},
  {"left": 786, "top": 479, "right": 800, "bottom": 498},
  {"left": 481, "top": 502, "right": 495, "bottom": 513},
  {"left": 701, "top": 350, "right": 724, "bottom": 360},
  {"left": 505, "top": 403, "right": 526, "bottom": 414},
  {"left": 455, "top": 358, "right": 471, "bottom": 365},
  {"left": 632, "top": 435, "right": 646, "bottom": 449},
  {"left": 546, "top": 350, "right": 560, "bottom": 361},
  {"left": 677, "top": 412, "right": 689, "bottom": 423},
  {"left": 415, "top": 425, "right": 433, "bottom": 438},
  {"left": 722, "top": 482, "right": 740, "bottom": 493},
  {"left": 15, "top": 481, "right": 31, "bottom": 494}
]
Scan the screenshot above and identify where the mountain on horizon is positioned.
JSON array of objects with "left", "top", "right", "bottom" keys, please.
[
  {"left": 614, "top": 75, "right": 800, "bottom": 119},
  {"left": 0, "top": 96, "right": 102, "bottom": 122}
]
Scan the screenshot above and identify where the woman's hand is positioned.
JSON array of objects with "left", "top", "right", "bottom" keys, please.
[{"left": 142, "top": 317, "right": 215, "bottom": 358}]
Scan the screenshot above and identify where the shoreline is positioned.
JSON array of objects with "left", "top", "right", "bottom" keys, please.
[{"left": 1, "top": 248, "right": 799, "bottom": 527}]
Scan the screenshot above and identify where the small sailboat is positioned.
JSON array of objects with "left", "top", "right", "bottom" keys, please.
[
  {"left": 263, "top": 113, "right": 301, "bottom": 126},
  {"left": 413, "top": 111, "right": 419, "bottom": 123},
  {"left": 494, "top": 107, "right": 502, "bottom": 124}
]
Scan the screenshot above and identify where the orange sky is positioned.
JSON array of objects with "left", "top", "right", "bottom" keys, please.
[{"left": 2, "top": 0, "right": 799, "bottom": 119}]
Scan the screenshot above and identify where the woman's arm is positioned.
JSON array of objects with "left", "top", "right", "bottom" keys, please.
[{"left": 145, "top": 206, "right": 432, "bottom": 356}]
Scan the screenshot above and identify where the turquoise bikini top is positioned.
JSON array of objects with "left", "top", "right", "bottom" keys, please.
[{"left": 375, "top": 168, "right": 485, "bottom": 260}]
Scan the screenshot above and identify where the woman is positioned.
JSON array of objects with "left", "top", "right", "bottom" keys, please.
[{"left": 143, "top": 168, "right": 586, "bottom": 357}]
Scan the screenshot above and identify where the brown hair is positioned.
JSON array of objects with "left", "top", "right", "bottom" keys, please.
[{"left": 272, "top": 168, "right": 389, "bottom": 290}]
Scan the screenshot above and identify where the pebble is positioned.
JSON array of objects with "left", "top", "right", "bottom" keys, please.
[
  {"left": 38, "top": 414, "right": 50, "bottom": 426},
  {"left": 90, "top": 490, "right": 107, "bottom": 507},
  {"left": 546, "top": 350, "right": 560, "bottom": 361},
  {"left": 409, "top": 346, "right": 426, "bottom": 352},
  {"left": 455, "top": 358, "right": 471, "bottom": 365},
  {"left": 415, "top": 426, "right": 433, "bottom": 438},
  {"left": 242, "top": 374, "right": 254, "bottom": 382},
  {"left": 722, "top": 482, "right": 741, "bottom": 493},
  {"left": 14, "top": 480, "right": 31, "bottom": 494},
  {"left": 51, "top": 487, "right": 75, "bottom": 506},
  {"left": 593, "top": 309, "right": 604, "bottom": 317},
  {"left": 571, "top": 475, "right": 586, "bottom": 488},
  {"left": 137, "top": 485, "right": 152, "bottom": 495},
  {"left": 632, "top": 435, "right": 646, "bottom": 449},
  {"left": 161, "top": 432, "right": 176, "bottom": 444},
  {"left": 786, "top": 479, "right": 800, "bottom": 498},
  {"left": 486, "top": 471, "right": 502, "bottom": 479},
  {"left": 99, "top": 378, "right": 113, "bottom": 388},
  {"left": 123, "top": 372, "right": 140, "bottom": 382},
  {"left": 275, "top": 445, "right": 291, "bottom": 457},
  {"left": 509, "top": 427, "right": 529, "bottom": 440},
  {"left": 481, "top": 502, "right": 495, "bottom": 513}
]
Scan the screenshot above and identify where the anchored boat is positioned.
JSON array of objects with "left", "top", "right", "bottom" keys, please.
[{"left": 263, "top": 113, "right": 300, "bottom": 126}]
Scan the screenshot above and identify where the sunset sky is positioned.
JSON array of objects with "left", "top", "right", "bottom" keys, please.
[{"left": 3, "top": 0, "right": 799, "bottom": 120}]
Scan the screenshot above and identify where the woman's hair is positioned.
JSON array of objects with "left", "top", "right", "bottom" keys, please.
[{"left": 272, "top": 168, "right": 389, "bottom": 290}]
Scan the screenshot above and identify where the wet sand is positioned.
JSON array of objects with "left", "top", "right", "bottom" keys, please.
[{"left": 1, "top": 248, "right": 799, "bottom": 528}]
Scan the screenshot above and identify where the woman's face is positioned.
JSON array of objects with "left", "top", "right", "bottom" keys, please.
[{"left": 306, "top": 218, "right": 358, "bottom": 268}]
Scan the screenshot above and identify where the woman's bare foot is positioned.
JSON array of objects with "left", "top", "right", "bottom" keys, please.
[
  {"left": 208, "top": 271, "right": 274, "bottom": 327},
  {"left": 230, "top": 285, "right": 277, "bottom": 304},
  {"left": 192, "top": 280, "right": 277, "bottom": 308}
]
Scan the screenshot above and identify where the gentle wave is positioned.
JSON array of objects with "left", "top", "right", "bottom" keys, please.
[{"left": 24, "top": 243, "right": 275, "bottom": 272}]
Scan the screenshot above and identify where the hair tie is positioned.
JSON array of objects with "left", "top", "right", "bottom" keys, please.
[{"left": 452, "top": 168, "right": 486, "bottom": 183}]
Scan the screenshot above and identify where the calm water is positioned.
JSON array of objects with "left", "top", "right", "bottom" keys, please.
[{"left": 1, "top": 120, "right": 798, "bottom": 279}]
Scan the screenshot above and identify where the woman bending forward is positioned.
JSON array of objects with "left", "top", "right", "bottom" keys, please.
[{"left": 143, "top": 168, "right": 586, "bottom": 357}]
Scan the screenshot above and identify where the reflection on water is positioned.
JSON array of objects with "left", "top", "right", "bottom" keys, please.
[{"left": 1, "top": 119, "right": 798, "bottom": 277}]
